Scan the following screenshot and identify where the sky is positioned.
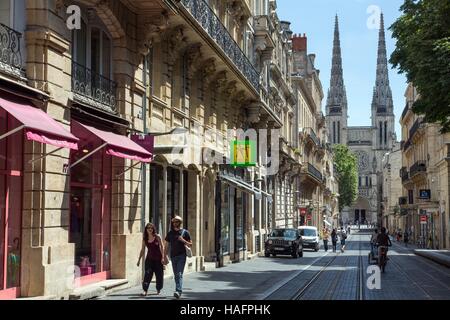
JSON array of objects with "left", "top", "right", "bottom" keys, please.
[{"left": 276, "top": 0, "right": 408, "bottom": 137}]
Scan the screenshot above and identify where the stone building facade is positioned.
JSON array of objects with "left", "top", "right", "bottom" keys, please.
[
  {"left": 0, "top": 0, "right": 338, "bottom": 299},
  {"left": 290, "top": 34, "right": 339, "bottom": 230},
  {"left": 380, "top": 143, "right": 402, "bottom": 232},
  {"left": 399, "top": 83, "right": 450, "bottom": 249},
  {"left": 325, "top": 14, "right": 396, "bottom": 226}
]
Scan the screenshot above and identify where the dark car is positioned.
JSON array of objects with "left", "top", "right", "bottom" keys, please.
[{"left": 264, "top": 228, "right": 303, "bottom": 258}]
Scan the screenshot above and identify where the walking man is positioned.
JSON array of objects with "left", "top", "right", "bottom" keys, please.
[
  {"left": 164, "top": 216, "right": 192, "bottom": 299},
  {"left": 322, "top": 227, "right": 330, "bottom": 252}
]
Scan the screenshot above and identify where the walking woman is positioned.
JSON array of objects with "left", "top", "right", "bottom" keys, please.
[
  {"left": 331, "top": 229, "right": 338, "bottom": 252},
  {"left": 165, "top": 216, "right": 192, "bottom": 299},
  {"left": 137, "top": 223, "right": 165, "bottom": 296}
]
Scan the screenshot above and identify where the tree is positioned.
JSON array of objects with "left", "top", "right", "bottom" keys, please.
[
  {"left": 332, "top": 145, "right": 358, "bottom": 212},
  {"left": 389, "top": 0, "right": 450, "bottom": 132}
]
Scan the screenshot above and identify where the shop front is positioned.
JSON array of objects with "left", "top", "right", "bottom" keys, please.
[
  {"left": 216, "top": 165, "right": 263, "bottom": 265},
  {"left": 69, "top": 120, "right": 152, "bottom": 286},
  {"left": 0, "top": 92, "right": 79, "bottom": 299}
]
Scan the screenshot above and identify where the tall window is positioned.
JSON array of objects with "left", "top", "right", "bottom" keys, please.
[
  {"left": 384, "top": 121, "right": 388, "bottom": 145},
  {"left": 365, "top": 176, "right": 369, "bottom": 187},
  {"left": 333, "top": 122, "right": 336, "bottom": 144},
  {"left": 72, "top": 11, "right": 112, "bottom": 78},
  {"left": 408, "top": 189, "right": 414, "bottom": 204},
  {"left": 337, "top": 121, "right": 341, "bottom": 143},
  {"left": 379, "top": 121, "right": 383, "bottom": 145},
  {"left": 358, "top": 176, "right": 362, "bottom": 187}
]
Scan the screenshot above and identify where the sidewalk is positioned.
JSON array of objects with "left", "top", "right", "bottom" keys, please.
[
  {"left": 99, "top": 253, "right": 326, "bottom": 300},
  {"left": 391, "top": 240, "right": 450, "bottom": 268}
]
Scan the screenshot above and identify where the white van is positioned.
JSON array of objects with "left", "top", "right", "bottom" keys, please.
[{"left": 298, "top": 226, "right": 320, "bottom": 252}]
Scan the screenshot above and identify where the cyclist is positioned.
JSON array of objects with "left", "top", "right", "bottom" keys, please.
[{"left": 376, "top": 227, "right": 392, "bottom": 262}]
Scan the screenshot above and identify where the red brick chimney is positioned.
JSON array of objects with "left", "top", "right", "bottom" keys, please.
[{"left": 292, "top": 33, "right": 307, "bottom": 52}]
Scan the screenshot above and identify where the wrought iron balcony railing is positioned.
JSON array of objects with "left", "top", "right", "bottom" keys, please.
[
  {"left": 409, "top": 118, "right": 422, "bottom": 139},
  {"left": 180, "top": 0, "right": 260, "bottom": 92},
  {"left": 403, "top": 139, "right": 412, "bottom": 151},
  {"left": 308, "top": 163, "right": 323, "bottom": 182},
  {"left": 307, "top": 128, "right": 320, "bottom": 146},
  {"left": 71, "top": 61, "right": 117, "bottom": 114},
  {"left": 401, "top": 102, "right": 410, "bottom": 120},
  {"left": 400, "top": 167, "right": 409, "bottom": 183},
  {"left": 410, "top": 161, "right": 427, "bottom": 178},
  {"left": 0, "top": 23, "right": 23, "bottom": 77}
]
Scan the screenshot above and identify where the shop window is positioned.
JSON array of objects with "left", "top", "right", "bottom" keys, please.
[
  {"left": 69, "top": 130, "right": 112, "bottom": 278},
  {"left": 166, "top": 167, "right": 180, "bottom": 233},
  {"left": 0, "top": 110, "right": 23, "bottom": 292},
  {"left": 235, "top": 190, "right": 244, "bottom": 251},
  {"left": 150, "top": 164, "right": 164, "bottom": 234},
  {"left": 221, "top": 183, "right": 230, "bottom": 254}
]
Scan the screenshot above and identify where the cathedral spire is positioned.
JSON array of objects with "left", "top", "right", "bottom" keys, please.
[
  {"left": 326, "top": 15, "right": 347, "bottom": 111},
  {"left": 372, "top": 12, "right": 393, "bottom": 113}
]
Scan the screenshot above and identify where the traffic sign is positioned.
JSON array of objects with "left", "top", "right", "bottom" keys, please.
[{"left": 420, "top": 215, "right": 427, "bottom": 224}]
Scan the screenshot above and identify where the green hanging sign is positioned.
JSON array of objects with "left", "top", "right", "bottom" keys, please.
[{"left": 230, "top": 139, "right": 256, "bottom": 167}]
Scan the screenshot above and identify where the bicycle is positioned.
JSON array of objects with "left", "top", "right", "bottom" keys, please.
[{"left": 378, "top": 245, "right": 388, "bottom": 272}]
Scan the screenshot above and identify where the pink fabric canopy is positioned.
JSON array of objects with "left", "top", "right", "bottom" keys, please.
[
  {"left": 0, "top": 94, "right": 79, "bottom": 150},
  {"left": 72, "top": 121, "right": 152, "bottom": 163}
]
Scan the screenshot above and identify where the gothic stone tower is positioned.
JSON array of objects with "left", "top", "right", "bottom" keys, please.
[
  {"left": 372, "top": 13, "right": 396, "bottom": 151},
  {"left": 326, "top": 13, "right": 396, "bottom": 225},
  {"left": 325, "top": 15, "right": 348, "bottom": 146}
]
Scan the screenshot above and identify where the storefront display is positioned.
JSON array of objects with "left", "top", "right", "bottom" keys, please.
[
  {"left": 69, "top": 120, "right": 151, "bottom": 282},
  {"left": 0, "top": 92, "right": 79, "bottom": 298}
]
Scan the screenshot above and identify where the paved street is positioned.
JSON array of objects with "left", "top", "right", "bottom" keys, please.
[{"left": 100, "top": 229, "right": 450, "bottom": 300}]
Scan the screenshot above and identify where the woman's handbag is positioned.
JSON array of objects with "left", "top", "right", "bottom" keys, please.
[{"left": 181, "top": 229, "right": 193, "bottom": 258}]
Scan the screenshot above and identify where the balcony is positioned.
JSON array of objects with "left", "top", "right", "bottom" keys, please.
[
  {"left": 71, "top": 61, "right": 117, "bottom": 114},
  {"left": 400, "top": 167, "right": 410, "bottom": 183},
  {"left": 180, "top": 0, "right": 260, "bottom": 92},
  {"left": 377, "top": 107, "right": 387, "bottom": 114},
  {"left": 409, "top": 118, "right": 423, "bottom": 139},
  {"left": 358, "top": 187, "right": 370, "bottom": 198},
  {"left": 401, "top": 102, "right": 410, "bottom": 121},
  {"left": 306, "top": 128, "right": 320, "bottom": 147},
  {"left": 307, "top": 163, "right": 323, "bottom": 182},
  {"left": 403, "top": 139, "right": 412, "bottom": 151},
  {"left": 410, "top": 161, "right": 426, "bottom": 178},
  {"left": 0, "top": 24, "right": 23, "bottom": 78}
]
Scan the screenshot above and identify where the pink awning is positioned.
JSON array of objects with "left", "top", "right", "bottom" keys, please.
[
  {"left": 0, "top": 94, "right": 79, "bottom": 150},
  {"left": 72, "top": 121, "right": 152, "bottom": 163}
]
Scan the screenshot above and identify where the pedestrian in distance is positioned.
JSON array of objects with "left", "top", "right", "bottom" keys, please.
[
  {"left": 164, "top": 215, "right": 192, "bottom": 299},
  {"left": 339, "top": 227, "right": 347, "bottom": 253},
  {"left": 137, "top": 223, "right": 166, "bottom": 296},
  {"left": 322, "top": 227, "right": 330, "bottom": 252},
  {"left": 331, "top": 229, "right": 338, "bottom": 253},
  {"left": 403, "top": 230, "right": 409, "bottom": 247}
]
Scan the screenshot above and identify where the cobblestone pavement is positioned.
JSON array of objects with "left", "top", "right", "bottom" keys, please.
[{"left": 100, "top": 229, "right": 450, "bottom": 300}]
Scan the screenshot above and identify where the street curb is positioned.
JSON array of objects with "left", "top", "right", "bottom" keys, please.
[{"left": 414, "top": 250, "right": 450, "bottom": 268}]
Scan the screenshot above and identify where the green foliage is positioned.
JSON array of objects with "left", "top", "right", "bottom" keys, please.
[
  {"left": 332, "top": 144, "right": 358, "bottom": 212},
  {"left": 389, "top": 0, "right": 450, "bottom": 132}
]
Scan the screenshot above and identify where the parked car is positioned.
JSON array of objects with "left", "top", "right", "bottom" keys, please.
[
  {"left": 264, "top": 228, "right": 303, "bottom": 259},
  {"left": 298, "top": 226, "right": 320, "bottom": 252}
]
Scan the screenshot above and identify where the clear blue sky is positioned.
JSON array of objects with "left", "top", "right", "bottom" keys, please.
[{"left": 277, "top": 0, "right": 407, "bottom": 137}]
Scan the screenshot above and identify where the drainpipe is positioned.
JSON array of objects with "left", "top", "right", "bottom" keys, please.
[{"left": 141, "top": 53, "right": 149, "bottom": 232}]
